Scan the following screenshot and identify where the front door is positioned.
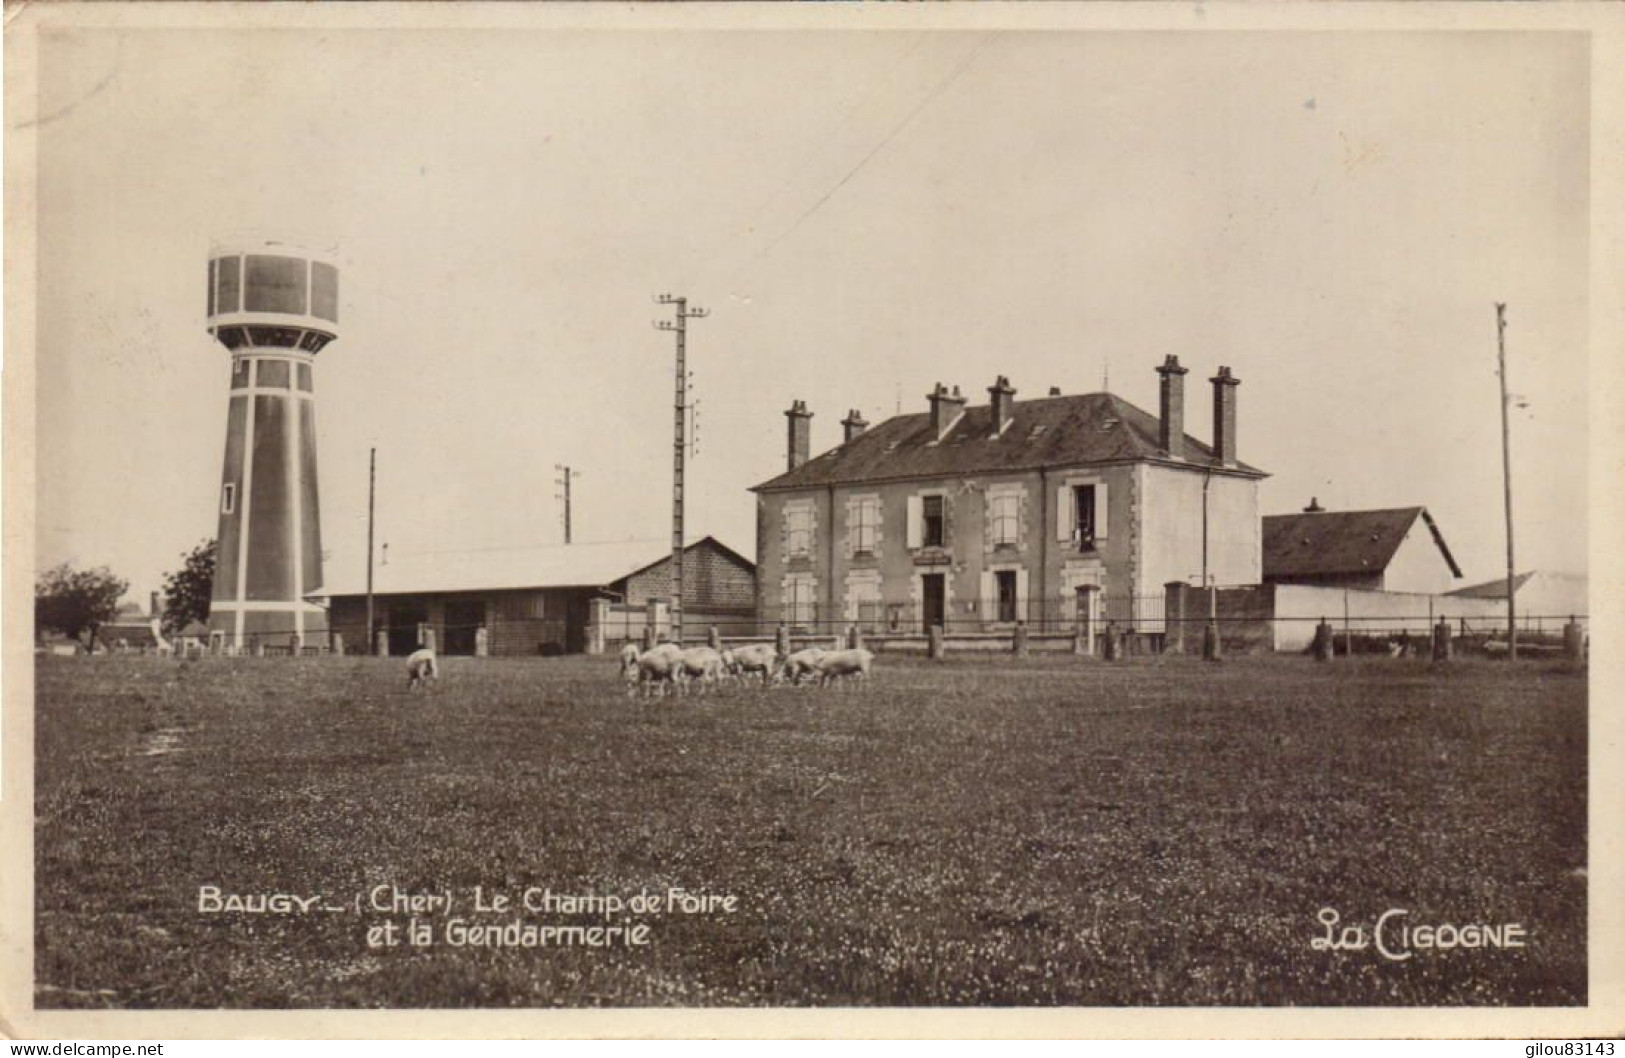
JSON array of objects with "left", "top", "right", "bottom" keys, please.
[
  {"left": 922, "top": 573, "right": 946, "bottom": 633},
  {"left": 388, "top": 602, "right": 428, "bottom": 657},
  {"left": 442, "top": 599, "right": 485, "bottom": 655},
  {"left": 997, "top": 570, "right": 1018, "bottom": 623}
]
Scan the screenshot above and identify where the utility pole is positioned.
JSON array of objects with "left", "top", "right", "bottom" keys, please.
[
  {"left": 656, "top": 293, "right": 708, "bottom": 644},
  {"left": 366, "top": 447, "right": 376, "bottom": 656},
  {"left": 554, "top": 464, "right": 581, "bottom": 544},
  {"left": 1496, "top": 302, "right": 1517, "bottom": 661}
]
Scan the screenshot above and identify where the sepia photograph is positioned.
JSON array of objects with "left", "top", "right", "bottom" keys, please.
[{"left": 2, "top": 1, "right": 1620, "bottom": 1039}]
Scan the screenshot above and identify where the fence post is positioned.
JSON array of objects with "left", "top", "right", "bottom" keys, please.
[
  {"left": 255, "top": 636, "right": 266, "bottom": 658},
  {"left": 1164, "top": 581, "right": 1187, "bottom": 655},
  {"left": 1103, "top": 621, "right": 1120, "bottom": 662},
  {"left": 707, "top": 625, "right": 721, "bottom": 650},
  {"left": 422, "top": 626, "right": 436, "bottom": 653},
  {"left": 1564, "top": 617, "right": 1585, "bottom": 661},
  {"left": 928, "top": 624, "right": 945, "bottom": 660},
  {"left": 1202, "top": 617, "right": 1221, "bottom": 662},
  {"left": 375, "top": 630, "right": 388, "bottom": 657},
  {"left": 475, "top": 626, "right": 489, "bottom": 658},
  {"left": 1313, "top": 620, "right": 1334, "bottom": 662},
  {"left": 645, "top": 599, "right": 662, "bottom": 645},
  {"left": 1078, "top": 586, "right": 1098, "bottom": 657},
  {"left": 1431, "top": 619, "right": 1451, "bottom": 663},
  {"left": 586, "top": 600, "right": 609, "bottom": 655},
  {"left": 332, "top": 632, "right": 345, "bottom": 657},
  {"left": 1013, "top": 620, "right": 1028, "bottom": 657},
  {"left": 849, "top": 624, "right": 864, "bottom": 651},
  {"left": 775, "top": 622, "right": 791, "bottom": 658}
]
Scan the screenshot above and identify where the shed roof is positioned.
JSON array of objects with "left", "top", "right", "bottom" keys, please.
[
  {"left": 1262, "top": 507, "right": 1463, "bottom": 579},
  {"left": 753, "top": 391, "right": 1266, "bottom": 492},
  {"left": 312, "top": 535, "right": 750, "bottom": 599},
  {"left": 1446, "top": 570, "right": 1590, "bottom": 599}
]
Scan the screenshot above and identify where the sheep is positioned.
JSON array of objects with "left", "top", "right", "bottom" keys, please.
[
  {"left": 675, "top": 645, "right": 727, "bottom": 696},
  {"left": 629, "top": 643, "right": 686, "bottom": 698},
  {"left": 406, "top": 647, "right": 439, "bottom": 690},
  {"left": 778, "top": 647, "right": 827, "bottom": 687},
  {"left": 728, "top": 643, "right": 780, "bottom": 687},
  {"left": 814, "top": 647, "right": 875, "bottom": 690}
]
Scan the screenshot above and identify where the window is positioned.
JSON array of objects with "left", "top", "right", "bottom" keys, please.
[
  {"left": 1056, "top": 481, "right": 1109, "bottom": 552},
  {"left": 923, "top": 495, "right": 945, "bottom": 548},
  {"left": 221, "top": 483, "right": 236, "bottom": 515},
  {"left": 786, "top": 505, "right": 814, "bottom": 558},
  {"left": 784, "top": 574, "right": 816, "bottom": 629},
  {"left": 851, "top": 497, "right": 879, "bottom": 556},
  {"left": 990, "top": 492, "right": 1019, "bottom": 547},
  {"left": 847, "top": 575, "right": 882, "bottom": 629},
  {"left": 1073, "top": 485, "right": 1096, "bottom": 552},
  {"left": 996, "top": 570, "right": 1018, "bottom": 622}
]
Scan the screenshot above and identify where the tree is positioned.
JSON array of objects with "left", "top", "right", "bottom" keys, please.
[
  {"left": 160, "top": 538, "right": 216, "bottom": 636},
  {"left": 35, "top": 563, "right": 129, "bottom": 651}
]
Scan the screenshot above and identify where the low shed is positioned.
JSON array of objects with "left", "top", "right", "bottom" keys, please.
[{"left": 314, "top": 536, "right": 755, "bottom": 656}]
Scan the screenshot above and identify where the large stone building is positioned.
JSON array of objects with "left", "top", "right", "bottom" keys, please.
[{"left": 749, "top": 358, "right": 1267, "bottom": 634}]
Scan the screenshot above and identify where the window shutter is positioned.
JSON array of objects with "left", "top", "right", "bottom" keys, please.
[
  {"left": 907, "top": 495, "right": 923, "bottom": 549},
  {"left": 1095, "top": 483, "right": 1110, "bottom": 542},
  {"left": 1016, "top": 567, "right": 1029, "bottom": 621},
  {"left": 1057, "top": 487, "right": 1073, "bottom": 542}
]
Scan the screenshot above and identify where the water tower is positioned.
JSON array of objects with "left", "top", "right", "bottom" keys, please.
[{"left": 204, "top": 239, "right": 338, "bottom": 647}]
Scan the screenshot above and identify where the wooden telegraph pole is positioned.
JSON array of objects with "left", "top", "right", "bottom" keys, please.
[
  {"left": 1496, "top": 303, "right": 1517, "bottom": 661},
  {"left": 656, "top": 294, "right": 708, "bottom": 644},
  {"left": 554, "top": 464, "right": 581, "bottom": 544}
]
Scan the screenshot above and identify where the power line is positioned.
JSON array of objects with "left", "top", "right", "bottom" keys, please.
[{"left": 719, "top": 33, "right": 1000, "bottom": 284}]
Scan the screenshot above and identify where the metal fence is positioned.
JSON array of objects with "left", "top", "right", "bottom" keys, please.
[
  {"left": 66, "top": 606, "right": 1589, "bottom": 659},
  {"left": 774, "top": 594, "right": 1167, "bottom": 636}
]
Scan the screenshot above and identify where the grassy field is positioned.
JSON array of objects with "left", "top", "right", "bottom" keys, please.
[{"left": 33, "top": 651, "right": 1586, "bottom": 1008}]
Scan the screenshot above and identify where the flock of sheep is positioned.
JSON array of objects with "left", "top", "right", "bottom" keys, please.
[
  {"left": 400, "top": 641, "right": 875, "bottom": 696},
  {"left": 618, "top": 641, "right": 876, "bottom": 697}
]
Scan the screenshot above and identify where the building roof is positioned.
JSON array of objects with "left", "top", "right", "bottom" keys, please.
[
  {"left": 1263, "top": 507, "right": 1463, "bottom": 580},
  {"left": 1446, "top": 570, "right": 1587, "bottom": 599},
  {"left": 311, "top": 535, "right": 750, "bottom": 599},
  {"left": 752, "top": 391, "right": 1267, "bottom": 492}
]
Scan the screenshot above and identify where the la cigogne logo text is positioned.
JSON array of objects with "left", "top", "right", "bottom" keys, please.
[{"left": 1311, "top": 907, "right": 1529, "bottom": 961}]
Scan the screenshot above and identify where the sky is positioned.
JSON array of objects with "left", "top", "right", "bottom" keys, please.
[{"left": 29, "top": 26, "right": 1591, "bottom": 604}]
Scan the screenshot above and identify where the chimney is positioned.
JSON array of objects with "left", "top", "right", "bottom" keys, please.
[
  {"left": 1210, "top": 366, "right": 1240, "bottom": 468},
  {"left": 785, "top": 399, "right": 814, "bottom": 472},
  {"left": 1304, "top": 497, "right": 1325, "bottom": 513},
  {"left": 1156, "top": 355, "right": 1189, "bottom": 460},
  {"left": 1048, "top": 386, "right": 1061, "bottom": 397},
  {"left": 927, "top": 383, "right": 966, "bottom": 439},
  {"left": 987, "top": 375, "right": 1016, "bottom": 435},
  {"left": 840, "top": 408, "right": 869, "bottom": 444}
]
